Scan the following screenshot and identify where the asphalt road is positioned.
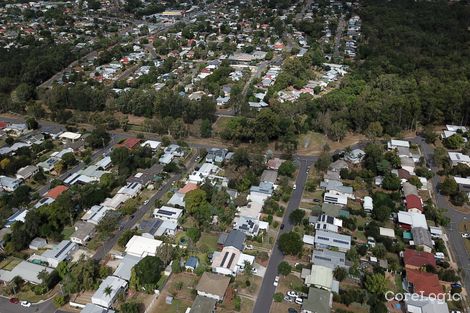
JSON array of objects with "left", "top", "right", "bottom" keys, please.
[
  {"left": 253, "top": 157, "right": 314, "bottom": 313},
  {"left": 411, "top": 136, "right": 470, "bottom": 295},
  {"left": 0, "top": 297, "right": 55, "bottom": 313},
  {"left": 92, "top": 152, "right": 199, "bottom": 261}
]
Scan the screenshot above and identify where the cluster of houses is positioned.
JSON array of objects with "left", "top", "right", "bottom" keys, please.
[
  {"left": 293, "top": 137, "right": 455, "bottom": 313},
  {"left": 345, "top": 15, "right": 361, "bottom": 58}
]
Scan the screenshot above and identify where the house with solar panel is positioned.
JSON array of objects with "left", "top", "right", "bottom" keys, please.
[
  {"left": 153, "top": 206, "right": 183, "bottom": 222},
  {"left": 32, "top": 240, "right": 78, "bottom": 268}
]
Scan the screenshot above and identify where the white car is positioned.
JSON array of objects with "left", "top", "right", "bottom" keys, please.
[
  {"left": 295, "top": 297, "right": 303, "bottom": 305},
  {"left": 293, "top": 184, "right": 297, "bottom": 190},
  {"left": 273, "top": 276, "right": 280, "bottom": 287},
  {"left": 251, "top": 268, "right": 258, "bottom": 274},
  {"left": 245, "top": 244, "right": 254, "bottom": 250},
  {"left": 20, "top": 301, "right": 31, "bottom": 307},
  {"left": 143, "top": 200, "right": 149, "bottom": 205},
  {"left": 287, "top": 291, "right": 298, "bottom": 298},
  {"left": 461, "top": 233, "right": 470, "bottom": 238}
]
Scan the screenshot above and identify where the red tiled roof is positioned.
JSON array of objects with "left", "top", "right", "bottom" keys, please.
[
  {"left": 406, "top": 269, "right": 442, "bottom": 296},
  {"left": 117, "top": 138, "right": 141, "bottom": 149},
  {"left": 46, "top": 185, "right": 68, "bottom": 200},
  {"left": 179, "top": 183, "right": 198, "bottom": 194},
  {"left": 406, "top": 194, "right": 423, "bottom": 211},
  {"left": 403, "top": 248, "right": 436, "bottom": 268}
]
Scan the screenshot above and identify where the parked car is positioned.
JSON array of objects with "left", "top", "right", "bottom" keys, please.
[
  {"left": 274, "top": 276, "right": 279, "bottom": 287},
  {"left": 288, "top": 309, "right": 298, "bottom": 313},
  {"left": 367, "top": 236, "right": 376, "bottom": 248},
  {"left": 280, "top": 223, "right": 285, "bottom": 230},
  {"left": 245, "top": 244, "right": 254, "bottom": 250},
  {"left": 451, "top": 282, "right": 462, "bottom": 289},
  {"left": 293, "top": 184, "right": 297, "bottom": 190},
  {"left": 284, "top": 296, "right": 294, "bottom": 302},
  {"left": 9, "top": 298, "right": 19, "bottom": 304},
  {"left": 287, "top": 291, "right": 298, "bottom": 298},
  {"left": 20, "top": 301, "right": 31, "bottom": 307},
  {"left": 461, "top": 233, "right": 470, "bottom": 238},
  {"left": 251, "top": 268, "right": 258, "bottom": 274},
  {"left": 295, "top": 297, "right": 303, "bottom": 305}
]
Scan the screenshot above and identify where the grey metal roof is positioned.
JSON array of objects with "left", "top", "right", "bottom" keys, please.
[
  {"left": 411, "top": 227, "right": 433, "bottom": 248},
  {"left": 312, "top": 249, "right": 349, "bottom": 269},
  {"left": 223, "top": 230, "right": 246, "bottom": 251},
  {"left": 190, "top": 295, "right": 217, "bottom": 313},
  {"left": 302, "top": 288, "right": 332, "bottom": 313},
  {"left": 113, "top": 254, "right": 142, "bottom": 281}
]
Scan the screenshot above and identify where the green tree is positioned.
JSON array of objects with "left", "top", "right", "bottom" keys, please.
[
  {"left": 121, "top": 303, "right": 140, "bottom": 313},
  {"left": 86, "top": 127, "right": 111, "bottom": 148},
  {"left": 364, "top": 273, "right": 387, "bottom": 295},
  {"left": 277, "top": 261, "right": 292, "bottom": 276},
  {"left": 289, "top": 209, "right": 305, "bottom": 225},
  {"left": 278, "top": 160, "right": 296, "bottom": 177},
  {"left": 382, "top": 174, "right": 401, "bottom": 191},
  {"left": 200, "top": 119, "right": 212, "bottom": 138},
  {"left": 130, "top": 256, "right": 163, "bottom": 293},
  {"left": 278, "top": 232, "right": 302, "bottom": 255},
  {"left": 440, "top": 176, "right": 458, "bottom": 196},
  {"left": 334, "top": 267, "right": 348, "bottom": 282}
]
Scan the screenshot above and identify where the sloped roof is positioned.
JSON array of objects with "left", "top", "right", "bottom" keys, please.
[
  {"left": 407, "top": 269, "right": 442, "bottom": 296},
  {"left": 403, "top": 248, "right": 436, "bottom": 268},
  {"left": 46, "top": 185, "right": 68, "bottom": 199},
  {"left": 196, "top": 272, "right": 230, "bottom": 299}
]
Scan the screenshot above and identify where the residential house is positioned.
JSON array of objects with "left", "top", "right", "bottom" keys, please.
[
  {"left": 301, "top": 288, "right": 332, "bottom": 313},
  {"left": 153, "top": 206, "right": 183, "bottom": 221},
  {"left": 113, "top": 254, "right": 141, "bottom": 281},
  {"left": 29, "top": 237, "right": 47, "bottom": 250},
  {"left": 400, "top": 157, "right": 416, "bottom": 175},
  {"left": 0, "top": 175, "right": 22, "bottom": 192},
  {"left": 205, "top": 148, "right": 228, "bottom": 164},
  {"left": 405, "top": 269, "right": 442, "bottom": 297},
  {"left": 411, "top": 227, "right": 433, "bottom": 253},
  {"left": 323, "top": 192, "right": 348, "bottom": 206},
  {"left": 45, "top": 185, "right": 68, "bottom": 200},
  {"left": 70, "top": 221, "right": 96, "bottom": 245},
  {"left": 304, "top": 265, "right": 334, "bottom": 291},
  {"left": 379, "top": 227, "right": 396, "bottom": 239},
  {"left": 344, "top": 149, "right": 365, "bottom": 164},
  {"left": 125, "top": 235, "right": 162, "bottom": 258},
  {"left": 189, "top": 295, "right": 217, "bottom": 313},
  {"left": 363, "top": 196, "right": 373, "bottom": 213},
  {"left": 448, "top": 152, "right": 470, "bottom": 167},
  {"left": 4, "top": 209, "right": 28, "bottom": 227},
  {"left": 0, "top": 261, "right": 53, "bottom": 285},
  {"left": 218, "top": 230, "right": 246, "bottom": 251},
  {"left": 82, "top": 205, "right": 110, "bottom": 225},
  {"left": 140, "top": 140, "right": 161, "bottom": 151},
  {"left": 81, "top": 303, "right": 116, "bottom": 313},
  {"left": 406, "top": 194, "right": 423, "bottom": 213},
  {"left": 139, "top": 219, "right": 177, "bottom": 238},
  {"left": 58, "top": 131, "right": 81, "bottom": 143},
  {"left": 41, "top": 240, "right": 78, "bottom": 268},
  {"left": 403, "top": 249, "right": 436, "bottom": 270},
  {"left": 397, "top": 211, "right": 428, "bottom": 230},
  {"left": 91, "top": 276, "right": 128, "bottom": 308},
  {"left": 311, "top": 249, "right": 349, "bottom": 269},
  {"left": 260, "top": 169, "right": 278, "bottom": 185},
  {"left": 321, "top": 203, "right": 350, "bottom": 218},
  {"left": 403, "top": 182, "right": 419, "bottom": 197},
  {"left": 388, "top": 139, "right": 410, "bottom": 150},
  {"left": 314, "top": 230, "right": 351, "bottom": 252},
  {"left": 196, "top": 272, "right": 231, "bottom": 301},
  {"left": 116, "top": 138, "right": 141, "bottom": 150},
  {"left": 315, "top": 214, "right": 343, "bottom": 233},
  {"left": 405, "top": 295, "right": 449, "bottom": 313},
  {"left": 16, "top": 165, "right": 39, "bottom": 180},
  {"left": 211, "top": 246, "right": 240, "bottom": 276},
  {"left": 454, "top": 177, "right": 470, "bottom": 198},
  {"left": 188, "top": 163, "right": 220, "bottom": 184},
  {"left": 233, "top": 216, "right": 268, "bottom": 237}
]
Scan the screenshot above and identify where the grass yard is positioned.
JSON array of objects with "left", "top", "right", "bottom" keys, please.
[
  {"left": 152, "top": 272, "right": 198, "bottom": 313},
  {"left": 61, "top": 226, "right": 75, "bottom": 240},
  {"left": 0, "top": 256, "right": 22, "bottom": 271},
  {"left": 197, "top": 232, "right": 219, "bottom": 252}
]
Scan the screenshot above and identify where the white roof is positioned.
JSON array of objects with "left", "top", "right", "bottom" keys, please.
[
  {"left": 141, "top": 140, "right": 161, "bottom": 149},
  {"left": 454, "top": 176, "right": 470, "bottom": 185},
  {"left": 154, "top": 206, "right": 183, "bottom": 220},
  {"left": 397, "top": 211, "right": 428, "bottom": 228},
  {"left": 59, "top": 131, "right": 81, "bottom": 140},
  {"left": 125, "top": 235, "right": 162, "bottom": 257},
  {"left": 448, "top": 152, "right": 470, "bottom": 163},
  {"left": 379, "top": 227, "right": 396, "bottom": 238},
  {"left": 446, "top": 124, "right": 467, "bottom": 132},
  {"left": 237, "top": 253, "right": 255, "bottom": 268},
  {"left": 92, "top": 275, "right": 128, "bottom": 308},
  {"left": 303, "top": 234, "right": 315, "bottom": 245},
  {"left": 389, "top": 139, "right": 410, "bottom": 148}
]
